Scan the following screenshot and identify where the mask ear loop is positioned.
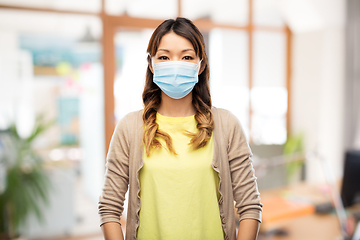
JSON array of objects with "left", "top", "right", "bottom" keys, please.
[
  {"left": 197, "top": 59, "right": 203, "bottom": 74},
  {"left": 152, "top": 57, "right": 157, "bottom": 71},
  {"left": 148, "top": 53, "right": 155, "bottom": 72}
]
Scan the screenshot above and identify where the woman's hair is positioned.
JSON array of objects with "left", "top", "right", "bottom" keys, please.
[{"left": 142, "top": 17, "right": 214, "bottom": 156}]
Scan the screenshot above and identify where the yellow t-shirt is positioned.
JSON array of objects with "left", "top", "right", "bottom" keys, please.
[{"left": 137, "top": 112, "right": 224, "bottom": 240}]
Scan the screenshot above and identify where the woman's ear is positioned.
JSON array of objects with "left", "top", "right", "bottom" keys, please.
[
  {"left": 148, "top": 55, "right": 154, "bottom": 74},
  {"left": 198, "top": 61, "right": 205, "bottom": 75}
]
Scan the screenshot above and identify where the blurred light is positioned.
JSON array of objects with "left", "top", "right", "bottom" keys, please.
[
  {"left": 15, "top": 50, "right": 35, "bottom": 139},
  {"left": 56, "top": 62, "right": 72, "bottom": 76},
  {"left": 49, "top": 148, "right": 64, "bottom": 161},
  {"left": 252, "top": 115, "right": 287, "bottom": 145},
  {"left": 67, "top": 148, "right": 82, "bottom": 161},
  {"left": 15, "top": 101, "right": 35, "bottom": 139},
  {"left": 251, "top": 87, "right": 288, "bottom": 115},
  {"left": 250, "top": 87, "right": 288, "bottom": 145}
]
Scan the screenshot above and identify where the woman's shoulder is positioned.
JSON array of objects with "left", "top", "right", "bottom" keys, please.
[
  {"left": 121, "top": 109, "right": 143, "bottom": 122},
  {"left": 115, "top": 109, "right": 143, "bottom": 130},
  {"left": 211, "top": 106, "right": 249, "bottom": 148}
]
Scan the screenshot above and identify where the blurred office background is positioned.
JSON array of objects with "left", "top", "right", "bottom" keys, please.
[{"left": 0, "top": 0, "right": 359, "bottom": 239}]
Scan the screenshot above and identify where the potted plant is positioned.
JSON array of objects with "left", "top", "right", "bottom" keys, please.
[
  {"left": 283, "top": 133, "right": 305, "bottom": 184},
  {"left": 0, "top": 115, "right": 53, "bottom": 239}
]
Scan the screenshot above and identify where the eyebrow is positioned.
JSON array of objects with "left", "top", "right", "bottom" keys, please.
[{"left": 157, "top": 48, "right": 195, "bottom": 53}]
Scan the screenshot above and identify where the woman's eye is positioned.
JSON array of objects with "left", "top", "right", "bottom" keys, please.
[
  {"left": 158, "top": 56, "right": 169, "bottom": 60},
  {"left": 183, "top": 56, "right": 194, "bottom": 60}
]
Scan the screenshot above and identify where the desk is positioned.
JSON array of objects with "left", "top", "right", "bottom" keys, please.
[
  {"left": 259, "top": 213, "right": 341, "bottom": 240},
  {"left": 256, "top": 182, "right": 360, "bottom": 240}
]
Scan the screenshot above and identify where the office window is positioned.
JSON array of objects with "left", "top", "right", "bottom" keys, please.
[
  {"left": 209, "top": 29, "right": 250, "bottom": 138},
  {"left": 252, "top": 31, "right": 287, "bottom": 144},
  {"left": 113, "top": 29, "right": 154, "bottom": 121}
]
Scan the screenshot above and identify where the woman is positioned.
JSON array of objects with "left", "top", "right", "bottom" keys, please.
[{"left": 98, "top": 17, "right": 262, "bottom": 240}]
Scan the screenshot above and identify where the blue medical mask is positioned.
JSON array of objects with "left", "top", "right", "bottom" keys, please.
[{"left": 152, "top": 60, "right": 201, "bottom": 99}]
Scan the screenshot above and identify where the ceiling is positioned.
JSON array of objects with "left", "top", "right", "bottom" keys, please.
[{"left": 0, "top": 0, "right": 330, "bottom": 38}]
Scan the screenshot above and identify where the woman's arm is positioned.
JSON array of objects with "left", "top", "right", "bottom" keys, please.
[
  {"left": 225, "top": 111, "right": 262, "bottom": 238},
  {"left": 98, "top": 115, "right": 131, "bottom": 238},
  {"left": 237, "top": 219, "right": 260, "bottom": 240},
  {"left": 101, "top": 222, "right": 125, "bottom": 240}
]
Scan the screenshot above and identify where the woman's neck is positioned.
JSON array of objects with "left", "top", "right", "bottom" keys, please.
[{"left": 157, "top": 92, "right": 196, "bottom": 117}]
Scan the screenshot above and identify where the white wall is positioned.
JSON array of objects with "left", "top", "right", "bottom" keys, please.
[{"left": 290, "top": 0, "right": 346, "bottom": 182}]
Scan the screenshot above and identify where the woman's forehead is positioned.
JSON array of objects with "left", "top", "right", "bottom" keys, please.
[{"left": 157, "top": 32, "right": 194, "bottom": 52}]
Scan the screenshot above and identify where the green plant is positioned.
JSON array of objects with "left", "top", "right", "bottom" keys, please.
[
  {"left": 0, "top": 115, "right": 54, "bottom": 239},
  {"left": 283, "top": 133, "right": 305, "bottom": 184}
]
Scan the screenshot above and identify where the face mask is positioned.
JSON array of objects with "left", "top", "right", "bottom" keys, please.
[{"left": 152, "top": 60, "right": 201, "bottom": 99}]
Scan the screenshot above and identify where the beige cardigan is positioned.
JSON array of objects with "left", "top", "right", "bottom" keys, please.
[{"left": 98, "top": 107, "right": 262, "bottom": 240}]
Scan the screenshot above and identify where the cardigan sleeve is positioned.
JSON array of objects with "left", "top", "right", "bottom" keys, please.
[
  {"left": 226, "top": 111, "right": 263, "bottom": 223},
  {"left": 98, "top": 115, "right": 130, "bottom": 227}
]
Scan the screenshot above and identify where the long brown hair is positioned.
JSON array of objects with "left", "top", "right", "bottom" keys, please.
[{"left": 142, "top": 17, "right": 214, "bottom": 156}]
